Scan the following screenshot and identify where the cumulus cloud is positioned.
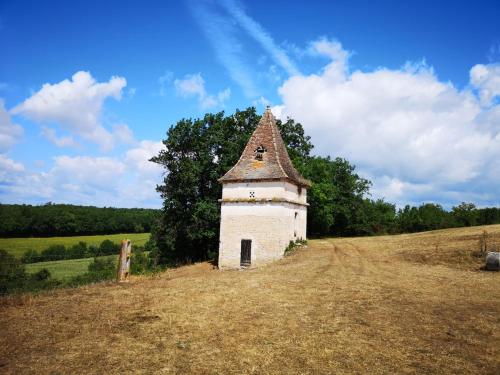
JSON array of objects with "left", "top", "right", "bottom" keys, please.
[
  {"left": 275, "top": 39, "right": 500, "bottom": 206},
  {"left": 112, "top": 123, "right": 135, "bottom": 144},
  {"left": 12, "top": 71, "right": 127, "bottom": 151},
  {"left": 51, "top": 155, "right": 127, "bottom": 190},
  {"left": 0, "top": 140, "right": 165, "bottom": 208},
  {"left": 40, "top": 127, "right": 78, "bottom": 148},
  {"left": 0, "top": 99, "right": 23, "bottom": 153},
  {"left": 125, "top": 140, "right": 164, "bottom": 176},
  {"left": 174, "top": 73, "right": 230, "bottom": 109},
  {"left": 470, "top": 63, "right": 500, "bottom": 106},
  {"left": 0, "top": 154, "right": 24, "bottom": 173}
]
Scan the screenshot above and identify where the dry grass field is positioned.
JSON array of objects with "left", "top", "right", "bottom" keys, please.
[{"left": 1, "top": 225, "right": 499, "bottom": 374}]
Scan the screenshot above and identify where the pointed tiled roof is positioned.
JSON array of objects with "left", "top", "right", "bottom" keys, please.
[{"left": 219, "top": 107, "right": 311, "bottom": 187}]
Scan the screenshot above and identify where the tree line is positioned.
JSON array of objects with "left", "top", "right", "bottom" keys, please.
[
  {"left": 0, "top": 203, "right": 158, "bottom": 237},
  {"left": 150, "top": 107, "right": 500, "bottom": 265}
]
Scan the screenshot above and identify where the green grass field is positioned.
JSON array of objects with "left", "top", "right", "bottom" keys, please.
[
  {"left": 25, "top": 255, "right": 118, "bottom": 281},
  {"left": 0, "top": 232, "right": 150, "bottom": 258}
]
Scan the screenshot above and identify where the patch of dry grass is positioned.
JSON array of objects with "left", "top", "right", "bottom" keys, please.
[{"left": 1, "top": 225, "right": 499, "bottom": 374}]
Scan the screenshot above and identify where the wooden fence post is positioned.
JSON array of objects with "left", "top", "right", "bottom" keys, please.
[{"left": 117, "top": 239, "right": 132, "bottom": 282}]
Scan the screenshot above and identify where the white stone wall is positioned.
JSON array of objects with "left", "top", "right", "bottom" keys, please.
[
  {"left": 218, "top": 182, "right": 308, "bottom": 269},
  {"left": 221, "top": 181, "right": 306, "bottom": 203}
]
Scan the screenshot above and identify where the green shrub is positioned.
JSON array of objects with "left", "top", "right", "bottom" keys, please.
[
  {"left": 130, "top": 246, "right": 151, "bottom": 274},
  {"left": 0, "top": 251, "right": 60, "bottom": 294},
  {"left": 0, "top": 249, "right": 27, "bottom": 294},
  {"left": 87, "top": 257, "right": 116, "bottom": 278},
  {"left": 284, "top": 239, "right": 307, "bottom": 256},
  {"left": 21, "top": 249, "right": 41, "bottom": 263},
  {"left": 66, "top": 256, "right": 117, "bottom": 287},
  {"left": 41, "top": 244, "right": 66, "bottom": 261},
  {"left": 30, "top": 268, "right": 51, "bottom": 281},
  {"left": 68, "top": 241, "right": 88, "bottom": 259},
  {"left": 88, "top": 245, "right": 99, "bottom": 257},
  {"left": 98, "top": 240, "right": 120, "bottom": 256}
]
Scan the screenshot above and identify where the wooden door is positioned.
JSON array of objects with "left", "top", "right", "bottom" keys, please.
[{"left": 240, "top": 239, "right": 251, "bottom": 266}]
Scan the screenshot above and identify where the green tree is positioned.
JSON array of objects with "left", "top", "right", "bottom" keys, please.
[
  {"left": 452, "top": 202, "right": 478, "bottom": 227},
  {"left": 21, "top": 249, "right": 41, "bottom": 264},
  {"left": 302, "top": 156, "right": 372, "bottom": 236}
]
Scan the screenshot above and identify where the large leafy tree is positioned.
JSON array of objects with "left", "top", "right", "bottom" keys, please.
[{"left": 301, "top": 156, "right": 375, "bottom": 236}]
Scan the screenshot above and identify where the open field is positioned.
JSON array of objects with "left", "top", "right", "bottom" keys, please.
[
  {"left": 1, "top": 225, "right": 499, "bottom": 374},
  {"left": 0, "top": 232, "right": 150, "bottom": 258},
  {"left": 25, "top": 255, "right": 118, "bottom": 281}
]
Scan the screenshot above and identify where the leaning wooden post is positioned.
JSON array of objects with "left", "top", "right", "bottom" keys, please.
[{"left": 117, "top": 239, "right": 132, "bottom": 282}]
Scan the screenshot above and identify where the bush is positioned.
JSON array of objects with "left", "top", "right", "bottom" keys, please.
[
  {"left": 284, "top": 239, "right": 307, "bottom": 256},
  {"left": 0, "top": 249, "right": 27, "bottom": 294},
  {"left": 67, "top": 256, "right": 117, "bottom": 287},
  {"left": 88, "top": 245, "right": 99, "bottom": 257},
  {"left": 30, "top": 268, "right": 51, "bottom": 281},
  {"left": 0, "top": 250, "right": 60, "bottom": 294},
  {"left": 99, "top": 240, "right": 120, "bottom": 256},
  {"left": 130, "top": 246, "right": 151, "bottom": 274},
  {"left": 41, "top": 244, "right": 66, "bottom": 261},
  {"left": 88, "top": 257, "right": 117, "bottom": 278},
  {"left": 68, "top": 241, "right": 88, "bottom": 259},
  {"left": 21, "top": 249, "right": 41, "bottom": 263}
]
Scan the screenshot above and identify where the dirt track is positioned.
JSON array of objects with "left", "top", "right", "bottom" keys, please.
[{"left": 1, "top": 225, "right": 499, "bottom": 374}]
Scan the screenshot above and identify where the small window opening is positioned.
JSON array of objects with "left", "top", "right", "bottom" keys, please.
[
  {"left": 254, "top": 145, "right": 267, "bottom": 160},
  {"left": 295, "top": 212, "right": 298, "bottom": 219}
]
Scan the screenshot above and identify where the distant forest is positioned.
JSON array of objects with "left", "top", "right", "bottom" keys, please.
[{"left": 0, "top": 203, "right": 159, "bottom": 237}]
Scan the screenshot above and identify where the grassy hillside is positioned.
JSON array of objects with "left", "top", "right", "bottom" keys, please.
[
  {"left": 1, "top": 225, "right": 499, "bottom": 374},
  {"left": 0, "top": 232, "right": 150, "bottom": 258}
]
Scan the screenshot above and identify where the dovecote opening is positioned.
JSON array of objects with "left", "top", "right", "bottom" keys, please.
[{"left": 254, "top": 145, "right": 267, "bottom": 160}]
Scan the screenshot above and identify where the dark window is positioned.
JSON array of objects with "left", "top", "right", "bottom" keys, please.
[
  {"left": 254, "top": 145, "right": 267, "bottom": 160},
  {"left": 241, "top": 239, "right": 251, "bottom": 266}
]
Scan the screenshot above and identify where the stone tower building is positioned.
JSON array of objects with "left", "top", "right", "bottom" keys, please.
[{"left": 218, "top": 107, "right": 311, "bottom": 269}]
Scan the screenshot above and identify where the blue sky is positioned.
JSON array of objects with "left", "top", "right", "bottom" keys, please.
[{"left": 0, "top": 0, "right": 499, "bottom": 208}]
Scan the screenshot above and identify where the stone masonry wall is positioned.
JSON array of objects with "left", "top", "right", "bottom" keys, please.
[{"left": 218, "top": 202, "right": 307, "bottom": 269}]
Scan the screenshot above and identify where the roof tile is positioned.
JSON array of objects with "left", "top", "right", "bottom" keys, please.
[{"left": 219, "top": 107, "right": 311, "bottom": 187}]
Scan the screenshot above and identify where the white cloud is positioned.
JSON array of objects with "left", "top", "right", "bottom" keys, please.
[
  {"left": 470, "top": 63, "right": 500, "bottom": 106},
  {"left": 189, "top": 0, "right": 259, "bottom": 97},
  {"left": 276, "top": 39, "right": 500, "bottom": 206},
  {"left": 0, "top": 154, "right": 24, "bottom": 173},
  {"left": 112, "top": 123, "right": 135, "bottom": 144},
  {"left": 0, "top": 99, "right": 23, "bottom": 152},
  {"left": 51, "top": 155, "right": 127, "bottom": 189},
  {"left": 174, "top": 73, "right": 230, "bottom": 109},
  {"left": 125, "top": 140, "right": 164, "bottom": 177},
  {"left": 12, "top": 71, "right": 126, "bottom": 151},
  {"left": 220, "top": 0, "right": 300, "bottom": 76},
  {"left": 41, "top": 126, "right": 78, "bottom": 148},
  {"left": 0, "top": 140, "right": 165, "bottom": 208}
]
